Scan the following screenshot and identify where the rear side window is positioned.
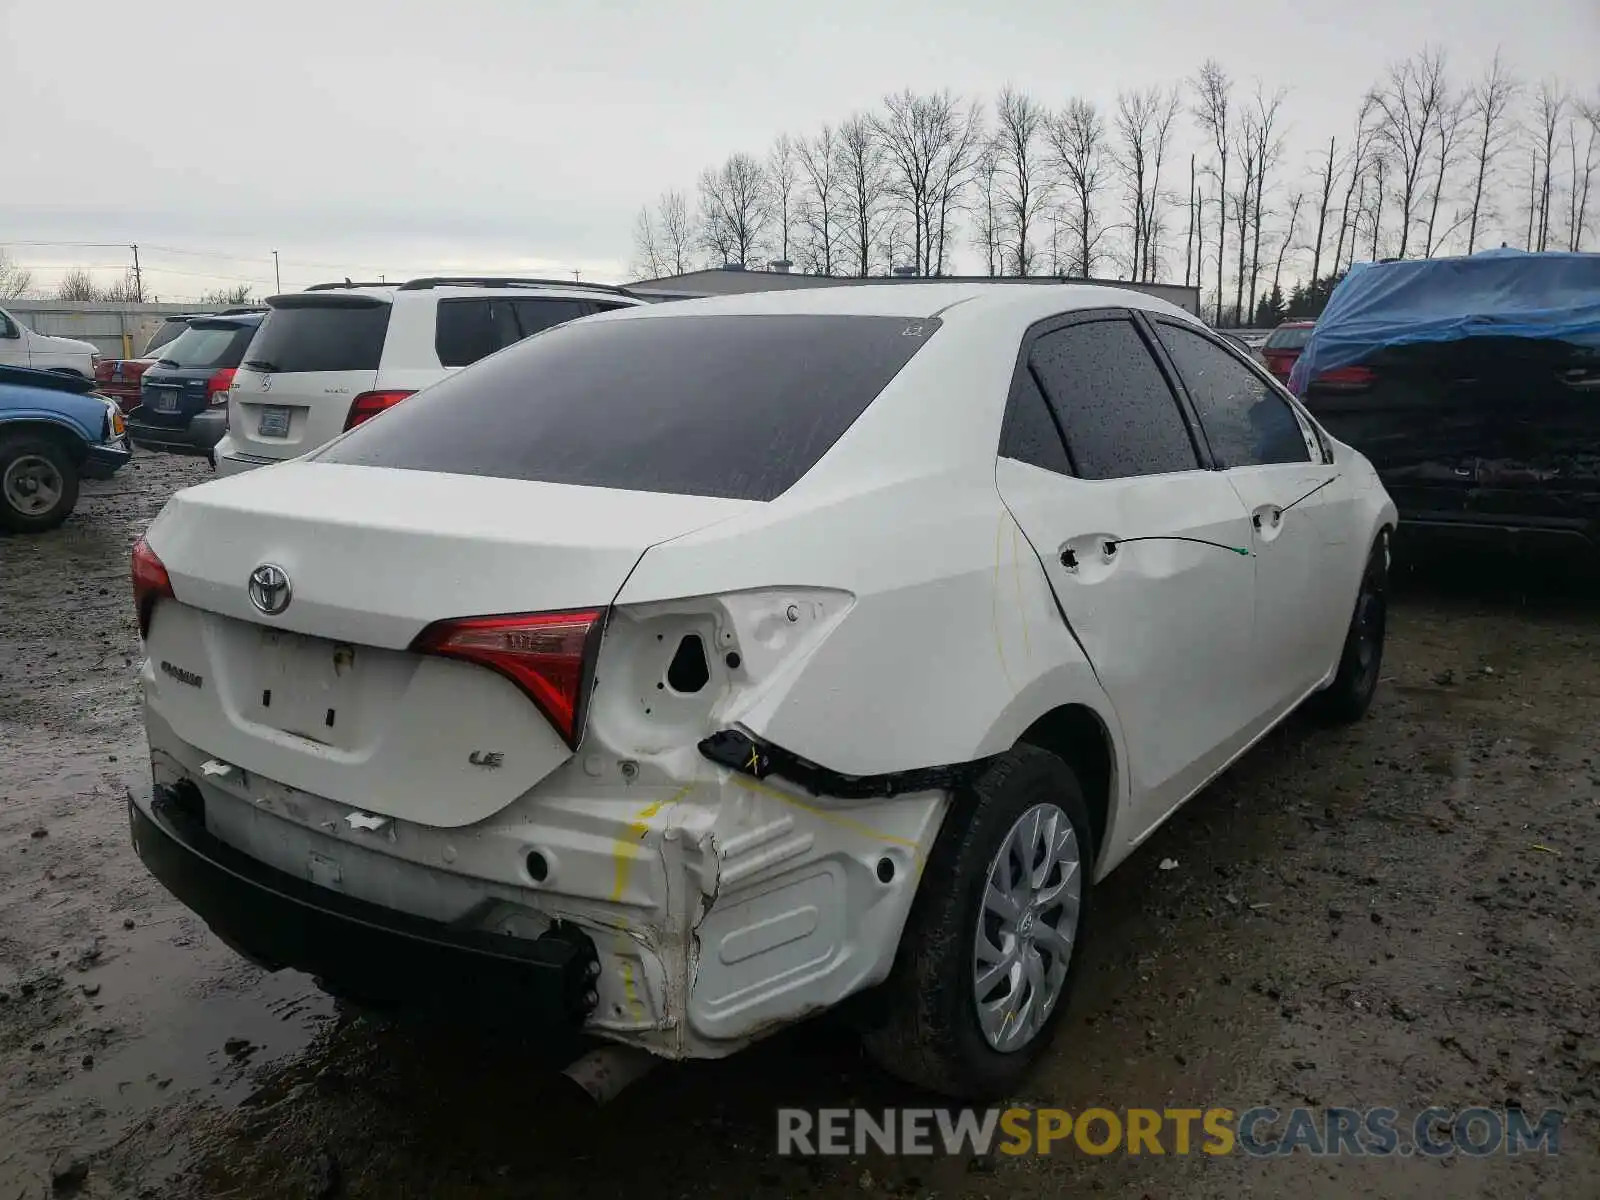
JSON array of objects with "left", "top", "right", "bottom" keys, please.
[
  {"left": 1028, "top": 319, "right": 1200, "bottom": 479},
  {"left": 1155, "top": 322, "right": 1313, "bottom": 466},
  {"left": 155, "top": 321, "right": 256, "bottom": 369},
  {"left": 316, "top": 314, "right": 942, "bottom": 501},
  {"left": 1264, "top": 325, "right": 1313, "bottom": 351},
  {"left": 999, "top": 369, "right": 1073, "bottom": 475},
  {"left": 246, "top": 300, "right": 391, "bottom": 373}
]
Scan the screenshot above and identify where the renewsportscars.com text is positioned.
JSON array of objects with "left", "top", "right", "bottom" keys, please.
[{"left": 776, "top": 1106, "right": 1563, "bottom": 1158}]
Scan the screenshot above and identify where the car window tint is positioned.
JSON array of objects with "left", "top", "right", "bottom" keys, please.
[
  {"left": 246, "top": 302, "right": 391, "bottom": 373},
  {"left": 142, "top": 321, "right": 188, "bottom": 355},
  {"left": 512, "top": 298, "right": 591, "bottom": 338},
  {"left": 587, "top": 301, "right": 634, "bottom": 315},
  {"left": 1156, "top": 322, "right": 1312, "bottom": 466},
  {"left": 156, "top": 322, "right": 255, "bottom": 369},
  {"left": 999, "top": 367, "right": 1073, "bottom": 475},
  {"left": 316, "top": 314, "right": 941, "bottom": 502},
  {"left": 1028, "top": 319, "right": 1199, "bottom": 479},
  {"left": 436, "top": 299, "right": 521, "bottom": 367}
]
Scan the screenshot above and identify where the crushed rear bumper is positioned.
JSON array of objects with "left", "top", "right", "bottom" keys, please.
[{"left": 129, "top": 783, "right": 599, "bottom": 1029}]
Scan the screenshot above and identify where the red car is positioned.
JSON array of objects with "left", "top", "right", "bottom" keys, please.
[
  {"left": 1260, "top": 320, "right": 1315, "bottom": 383},
  {"left": 1262, "top": 319, "right": 1375, "bottom": 392}
]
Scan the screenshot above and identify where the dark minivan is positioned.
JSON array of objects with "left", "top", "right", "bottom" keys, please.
[{"left": 129, "top": 312, "right": 265, "bottom": 456}]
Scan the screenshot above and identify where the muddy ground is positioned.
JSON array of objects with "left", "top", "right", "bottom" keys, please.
[{"left": 1, "top": 451, "right": 1596, "bottom": 1199}]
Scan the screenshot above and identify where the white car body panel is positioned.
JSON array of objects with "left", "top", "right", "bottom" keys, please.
[
  {"left": 0, "top": 307, "right": 96, "bottom": 375},
  {"left": 137, "top": 281, "right": 1397, "bottom": 1060}
]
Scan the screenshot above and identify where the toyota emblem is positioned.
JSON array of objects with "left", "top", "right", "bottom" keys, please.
[
  {"left": 248, "top": 564, "right": 292, "bottom": 615},
  {"left": 259, "top": 372, "right": 272, "bottom": 392}
]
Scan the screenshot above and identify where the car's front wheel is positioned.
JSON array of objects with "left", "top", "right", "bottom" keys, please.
[
  {"left": 860, "top": 745, "right": 1093, "bottom": 1098},
  {"left": 0, "top": 433, "right": 80, "bottom": 534}
]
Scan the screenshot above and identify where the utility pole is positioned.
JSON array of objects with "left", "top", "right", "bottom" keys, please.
[
  {"left": 572, "top": 268, "right": 581, "bottom": 281},
  {"left": 130, "top": 244, "right": 143, "bottom": 302},
  {"left": 272, "top": 250, "right": 281, "bottom": 292}
]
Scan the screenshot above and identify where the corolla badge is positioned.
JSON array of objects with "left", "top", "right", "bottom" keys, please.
[{"left": 247, "top": 564, "right": 292, "bottom": 615}]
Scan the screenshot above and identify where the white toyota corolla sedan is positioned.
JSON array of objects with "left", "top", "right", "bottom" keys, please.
[{"left": 129, "top": 283, "right": 1396, "bottom": 1098}]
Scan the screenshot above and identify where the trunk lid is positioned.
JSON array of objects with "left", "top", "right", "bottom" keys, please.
[{"left": 142, "top": 462, "right": 758, "bottom": 826}]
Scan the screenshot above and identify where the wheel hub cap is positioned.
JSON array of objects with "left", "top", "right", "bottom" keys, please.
[
  {"left": 972, "top": 801, "right": 1083, "bottom": 1053},
  {"left": 3, "top": 455, "right": 63, "bottom": 516}
]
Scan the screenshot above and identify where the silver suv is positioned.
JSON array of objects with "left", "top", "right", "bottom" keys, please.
[{"left": 212, "top": 277, "right": 645, "bottom": 476}]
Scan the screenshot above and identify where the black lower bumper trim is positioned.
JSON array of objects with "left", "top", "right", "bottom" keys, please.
[
  {"left": 130, "top": 785, "right": 598, "bottom": 1027},
  {"left": 698, "top": 728, "right": 992, "bottom": 800}
]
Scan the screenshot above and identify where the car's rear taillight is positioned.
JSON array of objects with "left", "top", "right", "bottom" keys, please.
[
  {"left": 1314, "top": 365, "right": 1376, "bottom": 391},
  {"left": 343, "top": 390, "right": 417, "bottom": 431},
  {"left": 131, "top": 536, "right": 174, "bottom": 639},
  {"left": 410, "top": 609, "right": 605, "bottom": 749},
  {"left": 207, "top": 367, "right": 237, "bottom": 406}
]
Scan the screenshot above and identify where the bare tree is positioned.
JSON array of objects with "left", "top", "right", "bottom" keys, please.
[
  {"left": 1571, "top": 96, "right": 1599, "bottom": 250},
  {"left": 659, "top": 190, "right": 696, "bottom": 275},
  {"left": 1463, "top": 52, "right": 1520, "bottom": 253},
  {"left": 1423, "top": 87, "right": 1469, "bottom": 255},
  {"left": 198, "top": 283, "right": 254, "bottom": 306},
  {"left": 836, "top": 114, "right": 889, "bottom": 277},
  {"left": 1184, "top": 153, "right": 1197, "bottom": 286},
  {"left": 1229, "top": 100, "right": 1261, "bottom": 324},
  {"left": 768, "top": 135, "right": 800, "bottom": 266},
  {"left": 874, "top": 90, "right": 972, "bottom": 275},
  {"left": 1246, "top": 84, "right": 1288, "bottom": 315},
  {"left": 930, "top": 99, "right": 984, "bottom": 275},
  {"left": 1534, "top": 81, "right": 1568, "bottom": 250},
  {"left": 1142, "top": 88, "right": 1183, "bottom": 282},
  {"left": 1113, "top": 88, "right": 1157, "bottom": 280},
  {"left": 1368, "top": 152, "right": 1390, "bottom": 260},
  {"left": 1307, "top": 136, "right": 1339, "bottom": 287},
  {"left": 0, "top": 249, "right": 32, "bottom": 299},
  {"left": 971, "top": 142, "right": 1004, "bottom": 275},
  {"left": 795, "top": 126, "right": 843, "bottom": 275},
  {"left": 1191, "top": 60, "right": 1234, "bottom": 322},
  {"left": 1333, "top": 95, "right": 1379, "bottom": 274},
  {"left": 632, "top": 206, "right": 669, "bottom": 278},
  {"left": 1269, "top": 191, "right": 1304, "bottom": 313},
  {"left": 698, "top": 152, "right": 771, "bottom": 266},
  {"left": 993, "top": 87, "right": 1051, "bottom": 275},
  {"left": 1371, "top": 47, "right": 1450, "bottom": 257},
  {"left": 1046, "top": 97, "right": 1109, "bottom": 277},
  {"left": 56, "top": 268, "right": 99, "bottom": 301}
]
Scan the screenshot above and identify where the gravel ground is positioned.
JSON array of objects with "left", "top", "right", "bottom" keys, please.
[{"left": 1, "top": 451, "right": 1596, "bottom": 1199}]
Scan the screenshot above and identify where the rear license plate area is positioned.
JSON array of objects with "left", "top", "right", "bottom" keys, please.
[
  {"left": 257, "top": 406, "right": 291, "bottom": 437},
  {"left": 151, "top": 390, "right": 179, "bottom": 414},
  {"left": 245, "top": 628, "right": 364, "bottom": 748}
]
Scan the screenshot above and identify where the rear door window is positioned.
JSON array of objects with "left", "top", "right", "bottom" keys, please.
[
  {"left": 511, "top": 298, "right": 592, "bottom": 338},
  {"left": 999, "top": 368, "right": 1074, "bottom": 475},
  {"left": 1155, "top": 321, "right": 1314, "bottom": 466},
  {"left": 246, "top": 299, "right": 391, "bottom": 373},
  {"left": 1028, "top": 318, "right": 1201, "bottom": 479},
  {"left": 316, "top": 314, "right": 942, "bottom": 501},
  {"left": 435, "top": 299, "right": 521, "bottom": 367}
]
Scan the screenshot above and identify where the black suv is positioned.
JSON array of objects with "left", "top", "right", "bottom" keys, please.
[{"left": 128, "top": 312, "right": 265, "bottom": 456}]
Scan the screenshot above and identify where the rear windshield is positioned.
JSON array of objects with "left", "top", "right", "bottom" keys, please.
[
  {"left": 156, "top": 321, "right": 256, "bottom": 370},
  {"left": 1265, "top": 325, "right": 1313, "bottom": 351},
  {"left": 316, "top": 313, "right": 942, "bottom": 501},
  {"left": 142, "top": 320, "right": 189, "bottom": 356},
  {"left": 245, "top": 300, "right": 391, "bottom": 374}
]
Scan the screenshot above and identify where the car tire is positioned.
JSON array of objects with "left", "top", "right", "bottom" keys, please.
[
  {"left": 0, "top": 433, "right": 80, "bottom": 534},
  {"left": 1304, "top": 534, "right": 1389, "bottom": 724},
  {"left": 859, "top": 744, "right": 1094, "bottom": 1099}
]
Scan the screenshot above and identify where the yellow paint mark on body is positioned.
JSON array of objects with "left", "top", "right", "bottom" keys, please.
[
  {"left": 620, "top": 958, "right": 645, "bottom": 1021},
  {"left": 727, "top": 772, "right": 926, "bottom": 867},
  {"left": 610, "top": 784, "right": 695, "bottom": 904}
]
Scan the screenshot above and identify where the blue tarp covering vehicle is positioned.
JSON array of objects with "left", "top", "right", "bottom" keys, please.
[
  {"left": 1293, "top": 250, "right": 1600, "bottom": 559},
  {"left": 1290, "top": 249, "right": 1600, "bottom": 394}
]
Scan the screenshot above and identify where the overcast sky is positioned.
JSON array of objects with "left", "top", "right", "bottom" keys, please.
[{"left": 1, "top": 0, "right": 1595, "bottom": 299}]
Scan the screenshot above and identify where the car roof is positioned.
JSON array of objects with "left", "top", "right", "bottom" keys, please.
[{"left": 597, "top": 281, "right": 1200, "bottom": 325}]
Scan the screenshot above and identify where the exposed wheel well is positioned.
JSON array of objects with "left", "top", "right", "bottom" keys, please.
[
  {"left": 0, "top": 422, "right": 87, "bottom": 466},
  {"left": 1016, "top": 704, "right": 1114, "bottom": 857}
]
